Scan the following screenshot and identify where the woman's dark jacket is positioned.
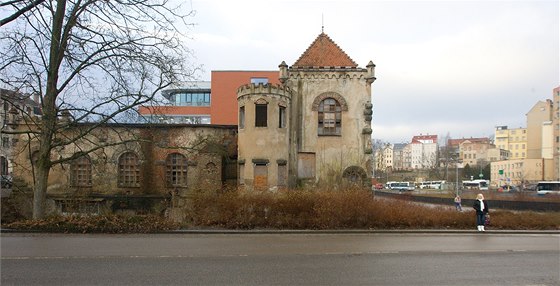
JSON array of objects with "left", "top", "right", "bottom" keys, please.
[{"left": 472, "top": 200, "right": 489, "bottom": 214}]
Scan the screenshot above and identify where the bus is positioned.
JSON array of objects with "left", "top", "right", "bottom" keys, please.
[
  {"left": 386, "top": 181, "right": 415, "bottom": 191},
  {"left": 535, "top": 181, "right": 560, "bottom": 195},
  {"left": 419, "top": 180, "right": 445, "bottom": 190},
  {"left": 462, "top": 180, "right": 489, "bottom": 191}
]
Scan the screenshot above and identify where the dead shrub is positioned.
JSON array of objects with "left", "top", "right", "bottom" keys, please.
[
  {"left": 5, "top": 214, "right": 178, "bottom": 233},
  {"left": 186, "top": 188, "right": 559, "bottom": 230}
]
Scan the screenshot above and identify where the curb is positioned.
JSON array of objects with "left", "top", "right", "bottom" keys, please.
[{"left": 2, "top": 228, "right": 559, "bottom": 235}]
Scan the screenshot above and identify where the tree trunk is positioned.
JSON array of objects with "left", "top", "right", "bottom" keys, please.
[
  {"left": 32, "top": 163, "right": 49, "bottom": 219},
  {"left": 31, "top": 0, "right": 66, "bottom": 219}
]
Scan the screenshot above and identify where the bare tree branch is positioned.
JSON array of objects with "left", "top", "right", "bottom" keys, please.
[
  {"left": 1, "top": 0, "right": 199, "bottom": 218},
  {"left": 0, "top": 0, "right": 46, "bottom": 27}
]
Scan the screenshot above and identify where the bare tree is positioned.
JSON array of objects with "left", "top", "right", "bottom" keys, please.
[
  {"left": 0, "top": 0, "right": 197, "bottom": 219},
  {"left": 0, "top": 0, "right": 46, "bottom": 27}
]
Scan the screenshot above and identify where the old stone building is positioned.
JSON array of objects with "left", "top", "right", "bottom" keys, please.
[
  {"left": 238, "top": 33, "right": 376, "bottom": 189},
  {"left": 6, "top": 32, "right": 376, "bottom": 217},
  {"left": 10, "top": 123, "right": 237, "bottom": 214}
]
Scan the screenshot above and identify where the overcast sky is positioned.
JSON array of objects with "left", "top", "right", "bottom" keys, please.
[{"left": 185, "top": 0, "right": 559, "bottom": 143}]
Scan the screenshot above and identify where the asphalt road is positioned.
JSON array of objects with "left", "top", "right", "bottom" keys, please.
[{"left": 1, "top": 232, "right": 559, "bottom": 285}]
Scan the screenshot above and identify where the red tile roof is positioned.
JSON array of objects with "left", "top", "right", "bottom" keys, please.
[
  {"left": 411, "top": 134, "right": 438, "bottom": 144},
  {"left": 292, "top": 33, "right": 357, "bottom": 68}
]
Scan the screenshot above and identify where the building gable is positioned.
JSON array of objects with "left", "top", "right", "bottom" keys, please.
[{"left": 292, "top": 33, "right": 357, "bottom": 68}]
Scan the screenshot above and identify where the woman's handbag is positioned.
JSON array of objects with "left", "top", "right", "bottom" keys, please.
[{"left": 484, "top": 214, "right": 490, "bottom": 226}]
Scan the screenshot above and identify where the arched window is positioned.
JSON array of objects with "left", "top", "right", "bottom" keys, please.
[
  {"left": 204, "top": 162, "right": 217, "bottom": 175},
  {"left": 118, "top": 152, "right": 140, "bottom": 187},
  {"left": 318, "top": 98, "right": 341, "bottom": 135},
  {"left": 166, "top": 153, "right": 188, "bottom": 187},
  {"left": 71, "top": 155, "right": 92, "bottom": 187}
]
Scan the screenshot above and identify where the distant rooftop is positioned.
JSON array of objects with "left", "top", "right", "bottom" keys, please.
[{"left": 447, "top": 137, "right": 490, "bottom": 147}]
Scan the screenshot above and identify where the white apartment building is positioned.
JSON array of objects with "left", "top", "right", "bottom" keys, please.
[{"left": 407, "top": 134, "right": 438, "bottom": 170}]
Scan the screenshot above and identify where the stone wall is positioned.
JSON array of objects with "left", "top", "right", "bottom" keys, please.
[{"left": 10, "top": 123, "right": 237, "bottom": 215}]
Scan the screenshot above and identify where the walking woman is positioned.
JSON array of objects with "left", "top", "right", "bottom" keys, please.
[{"left": 472, "top": 193, "right": 489, "bottom": 232}]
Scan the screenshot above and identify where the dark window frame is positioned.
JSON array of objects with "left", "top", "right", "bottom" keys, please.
[
  {"left": 318, "top": 98, "right": 342, "bottom": 135},
  {"left": 165, "top": 153, "right": 188, "bottom": 187},
  {"left": 255, "top": 103, "right": 268, "bottom": 127},
  {"left": 117, "top": 152, "right": 140, "bottom": 188},
  {"left": 239, "top": 106, "right": 245, "bottom": 129},
  {"left": 70, "top": 155, "right": 92, "bottom": 187},
  {"left": 279, "top": 105, "right": 286, "bottom": 128}
]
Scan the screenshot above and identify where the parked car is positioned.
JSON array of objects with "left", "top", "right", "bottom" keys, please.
[
  {"left": 374, "top": 183, "right": 384, "bottom": 190},
  {"left": 497, "top": 185, "right": 518, "bottom": 192},
  {"left": 522, "top": 183, "right": 537, "bottom": 192}
]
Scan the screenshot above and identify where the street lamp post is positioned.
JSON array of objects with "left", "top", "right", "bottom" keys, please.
[
  {"left": 456, "top": 162, "right": 459, "bottom": 196},
  {"left": 455, "top": 160, "right": 462, "bottom": 197}
]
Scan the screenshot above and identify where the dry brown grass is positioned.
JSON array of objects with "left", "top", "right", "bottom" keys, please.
[
  {"left": 5, "top": 214, "right": 179, "bottom": 233},
  {"left": 186, "top": 188, "right": 560, "bottom": 230}
]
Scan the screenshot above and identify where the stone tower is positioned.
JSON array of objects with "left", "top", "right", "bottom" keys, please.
[
  {"left": 237, "top": 32, "right": 375, "bottom": 189},
  {"left": 237, "top": 83, "right": 293, "bottom": 189}
]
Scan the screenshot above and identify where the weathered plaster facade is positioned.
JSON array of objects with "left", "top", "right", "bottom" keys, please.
[
  {"left": 11, "top": 123, "right": 237, "bottom": 214},
  {"left": 237, "top": 33, "right": 375, "bottom": 189},
  {"left": 237, "top": 84, "right": 292, "bottom": 189}
]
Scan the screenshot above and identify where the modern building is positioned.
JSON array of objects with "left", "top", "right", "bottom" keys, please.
[
  {"left": 138, "top": 71, "right": 280, "bottom": 125},
  {"left": 139, "top": 81, "right": 212, "bottom": 124}
]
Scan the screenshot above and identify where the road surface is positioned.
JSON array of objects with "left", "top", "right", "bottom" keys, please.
[{"left": 1, "top": 232, "right": 558, "bottom": 285}]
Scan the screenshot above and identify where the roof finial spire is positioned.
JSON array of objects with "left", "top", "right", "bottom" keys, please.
[{"left": 321, "top": 14, "right": 324, "bottom": 33}]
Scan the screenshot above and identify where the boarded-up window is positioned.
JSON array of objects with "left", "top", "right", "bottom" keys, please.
[
  {"left": 118, "top": 152, "right": 140, "bottom": 187},
  {"left": 0, "top": 156, "right": 7, "bottom": 176},
  {"left": 277, "top": 163, "right": 287, "bottom": 186},
  {"left": 297, "top": 153, "right": 315, "bottom": 179},
  {"left": 318, "top": 98, "right": 341, "bottom": 135},
  {"left": 279, "top": 106, "right": 286, "bottom": 128},
  {"left": 239, "top": 106, "right": 245, "bottom": 129},
  {"left": 238, "top": 163, "right": 245, "bottom": 185},
  {"left": 71, "top": 155, "right": 92, "bottom": 187},
  {"left": 254, "top": 163, "right": 268, "bottom": 189},
  {"left": 255, "top": 104, "right": 267, "bottom": 127}
]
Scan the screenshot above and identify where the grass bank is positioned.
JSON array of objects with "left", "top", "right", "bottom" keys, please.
[{"left": 4, "top": 188, "right": 559, "bottom": 233}]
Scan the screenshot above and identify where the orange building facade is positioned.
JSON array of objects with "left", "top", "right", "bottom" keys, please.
[
  {"left": 138, "top": 71, "right": 280, "bottom": 125},
  {"left": 210, "top": 71, "right": 280, "bottom": 124}
]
